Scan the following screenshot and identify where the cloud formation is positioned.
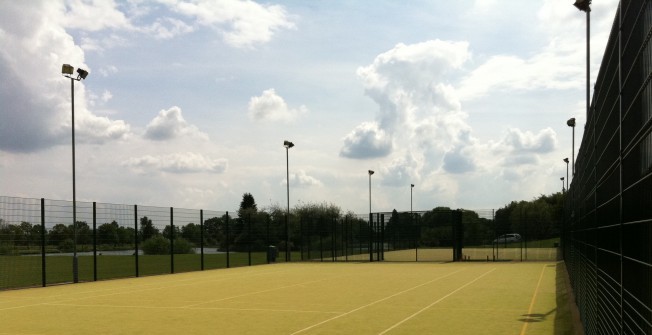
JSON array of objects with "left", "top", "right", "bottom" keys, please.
[
  {"left": 340, "top": 122, "right": 392, "bottom": 159},
  {"left": 284, "top": 170, "right": 323, "bottom": 188},
  {"left": 0, "top": 1, "right": 129, "bottom": 153},
  {"left": 122, "top": 152, "right": 227, "bottom": 174},
  {"left": 248, "top": 89, "right": 307, "bottom": 123},
  {"left": 144, "top": 106, "right": 207, "bottom": 141},
  {"left": 168, "top": 0, "right": 295, "bottom": 48}
]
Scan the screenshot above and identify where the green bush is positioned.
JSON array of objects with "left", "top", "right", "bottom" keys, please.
[
  {"left": 142, "top": 236, "right": 195, "bottom": 255},
  {"left": 58, "top": 239, "right": 75, "bottom": 252},
  {"left": 172, "top": 237, "right": 195, "bottom": 254}
]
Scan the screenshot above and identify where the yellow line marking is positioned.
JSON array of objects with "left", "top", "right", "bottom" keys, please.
[
  {"left": 519, "top": 264, "right": 547, "bottom": 335},
  {"left": 378, "top": 268, "right": 496, "bottom": 335},
  {"left": 289, "top": 268, "right": 467, "bottom": 335}
]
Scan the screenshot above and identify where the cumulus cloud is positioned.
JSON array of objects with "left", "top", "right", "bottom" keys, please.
[
  {"left": 0, "top": 1, "right": 129, "bottom": 153},
  {"left": 283, "top": 170, "right": 323, "bottom": 188},
  {"left": 142, "top": 17, "right": 194, "bottom": 40},
  {"left": 168, "top": 0, "right": 295, "bottom": 48},
  {"left": 443, "top": 146, "right": 476, "bottom": 174},
  {"left": 343, "top": 39, "right": 473, "bottom": 168},
  {"left": 498, "top": 128, "right": 557, "bottom": 154},
  {"left": 248, "top": 89, "right": 307, "bottom": 123},
  {"left": 122, "top": 152, "right": 227, "bottom": 174},
  {"left": 61, "top": 0, "right": 133, "bottom": 32},
  {"left": 381, "top": 155, "right": 419, "bottom": 187},
  {"left": 144, "top": 106, "right": 208, "bottom": 141},
  {"left": 340, "top": 122, "right": 392, "bottom": 159}
]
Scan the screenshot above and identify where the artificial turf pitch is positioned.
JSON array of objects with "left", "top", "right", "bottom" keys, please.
[{"left": 0, "top": 261, "right": 578, "bottom": 334}]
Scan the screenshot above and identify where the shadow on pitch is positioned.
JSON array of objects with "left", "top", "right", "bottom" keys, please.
[{"left": 519, "top": 308, "right": 557, "bottom": 323}]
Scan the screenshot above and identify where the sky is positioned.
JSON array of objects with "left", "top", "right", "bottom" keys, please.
[{"left": 0, "top": 0, "right": 620, "bottom": 215}]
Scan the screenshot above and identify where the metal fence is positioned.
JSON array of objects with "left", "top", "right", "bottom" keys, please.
[
  {"left": 563, "top": 1, "right": 652, "bottom": 334},
  {"left": 1, "top": 196, "right": 562, "bottom": 290}
]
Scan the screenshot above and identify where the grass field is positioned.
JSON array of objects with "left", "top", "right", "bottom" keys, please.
[{"left": 0, "top": 261, "right": 579, "bottom": 334}]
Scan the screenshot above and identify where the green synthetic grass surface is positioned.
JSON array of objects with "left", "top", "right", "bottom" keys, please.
[{"left": 0, "top": 262, "right": 578, "bottom": 334}]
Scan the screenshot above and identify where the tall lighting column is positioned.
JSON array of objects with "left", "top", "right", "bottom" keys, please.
[
  {"left": 368, "top": 170, "right": 374, "bottom": 215},
  {"left": 410, "top": 184, "right": 414, "bottom": 213},
  {"left": 563, "top": 158, "right": 570, "bottom": 191},
  {"left": 61, "top": 64, "right": 88, "bottom": 284},
  {"left": 574, "top": 0, "right": 591, "bottom": 119},
  {"left": 561, "top": 177, "right": 566, "bottom": 193},
  {"left": 283, "top": 140, "right": 294, "bottom": 262},
  {"left": 567, "top": 117, "right": 576, "bottom": 178}
]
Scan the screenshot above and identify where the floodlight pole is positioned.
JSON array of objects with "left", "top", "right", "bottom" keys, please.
[
  {"left": 70, "top": 75, "right": 77, "bottom": 283},
  {"left": 564, "top": 158, "right": 570, "bottom": 191},
  {"left": 368, "top": 170, "right": 374, "bottom": 215},
  {"left": 283, "top": 140, "right": 294, "bottom": 262},
  {"left": 561, "top": 177, "right": 565, "bottom": 193},
  {"left": 62, "top": 64, "right": 87, "bottom": 283},
  {"left": 410, "top": 184, "right": 414, "bottom": 213}
]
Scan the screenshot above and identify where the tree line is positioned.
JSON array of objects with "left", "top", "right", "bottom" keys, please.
[{"left": 1, "top": 191, "right": 565, "bottom": 255}]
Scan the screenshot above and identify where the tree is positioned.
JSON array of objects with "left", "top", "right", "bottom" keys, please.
[
  {"left": 162, "top": 225, "right": 181, "bottom": 240},
  {"left": 238, "top": 193, "right": 258, "bottom": 219},
  {"left": 181, "top": 223, "right": 202, "bottom": 245},
  {"left": 98, "top": 221, "right": 119, "bottom": 246},
  {"left": 139, "top": 216, "right": 159, "bottom": 241},
  {"left": 48, "top": 224, "right": 70, "bottom": 245}
]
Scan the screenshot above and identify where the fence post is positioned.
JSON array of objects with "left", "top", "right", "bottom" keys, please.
[
  {"left": 93, "top": 202, "right": 97, "bottom": 281},
  {"left": 380, "top": 214, "right": 385, "bottom": 261},
  {"left": 200, "top": 209, "right": 204, "bottom": 270},
  {"left": 226, "top": 211, "right": 230, "bottom": 268},
  {"left": 332, "top": 217, "right": 336, "bottom": 262},
  {"left": 369, "top": 213, "right": 373, "bottom": 262},
  {"left": 299, "top": 216, "right": 303, "bottom": 261},
  {"left": 134, "top": 205, "right": 139, "bottom": 277},
  {"left": 247, "top": 214, "right": 252, "bottom": 266},
  {"left": 170, "top": 207, "right": 174, "bottom": 274},
  {"left": 41, "top": 198, "right": 46, "bottom": 287},
  {"left": 285, "top": 213, "right": 289, "bottom": 262}
]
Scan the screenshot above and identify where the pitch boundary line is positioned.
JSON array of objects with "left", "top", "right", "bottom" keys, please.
[
  {"left": 289, "top": 267, "right": 467, "bottom": 335},
  {"left": 519, "top": 264, "right": 547, "bottom": 335},
  {"left": 378, "top": 267, "right": 496, "bottom": 334}
]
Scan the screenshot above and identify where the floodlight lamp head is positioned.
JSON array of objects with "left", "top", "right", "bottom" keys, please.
[
  {"left": 564, "top": 158, "right": 569, "bottom": 163},
  {"left": 76, "top": 68, "right": 88, "bottom": 80},
  {"left": 561, "top": 177, "right": 565, "bottom": 181},
  {"left": 411, "top": 184, "right": 414, "bottom": 188},
  {"left": 62, "top": 64, "right": 74, "bottom": 75},
  {"left": 368, "top": 170, "right": 374, "bottom": 175},
  {"left": 567, "top": 118, "right": 576, "bottom": 127},
  {"left": 283, "top": 140, "right": 294, "bottom": 149},
  {"left": 573, "top": 0, "right": 591, "bottom": 12}
]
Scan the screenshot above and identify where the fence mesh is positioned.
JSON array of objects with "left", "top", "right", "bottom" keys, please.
[
  {"left": 563, "top": 1, "right": 652, "bottom": 334},
  {"left": 1, "top": 196, "right": 561, "bottom": 290}
]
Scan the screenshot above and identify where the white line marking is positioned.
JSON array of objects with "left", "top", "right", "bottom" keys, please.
[
  {"left": 519, "top": 264, "right": 547, "bottom": 335},
  {"left": 378, "top": 267, "right": 496, "bottom": 335},
  {"left": 289, "top": 268, "right": 467, "bottom": 335}
]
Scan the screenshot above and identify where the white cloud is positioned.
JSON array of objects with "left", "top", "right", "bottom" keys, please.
[
  {"left": 122, "top": 152, "right": 227, "bottom": 174},
  {"left": 248, "top": 89, "right": 307, "bottom": 123},
  {"left": 340, "top": 122, "right": 392, "bottom": 159},
  {"left": 142, "top": 17, "right": 194, "bottom": 40},
  {"left": 497, "top": 128, "right": 557, "bottom": 154},
  {"left": 380, "top": 155, "right": 419, "bottom": 187},
  {"left": 144, "top": 106, "right": 208, "bottom": 141},
  {"left": 283, "top": 170, "right": 323, "bottom": 188},
  {"left": 98, "top": 65, "right": 118, "bottom": 77},
  {"left": 0, "top": 0, "right": 129, "bottom": 152},
  {"left": 167, "top": 0, "right": 295, "bottom": 48},
  {"left": 61, "top": 0, "right": 133, "bottom": 32}
]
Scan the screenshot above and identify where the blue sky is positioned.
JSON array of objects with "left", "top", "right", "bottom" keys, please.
[{"left": 0, "top": 0, "right": 619, "bottom": 214}]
